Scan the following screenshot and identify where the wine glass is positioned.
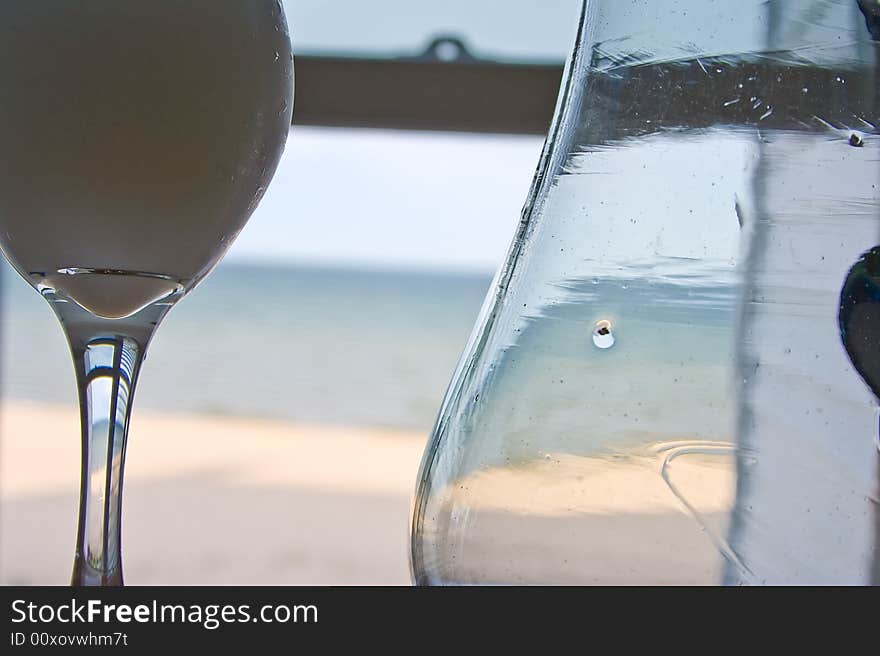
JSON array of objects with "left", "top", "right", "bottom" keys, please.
[
  {"left": 411, "top": 0, "right": 880, "bottom": 584},
  {"left": 0, "top": 1, "right": 293, "bottom": 585}
]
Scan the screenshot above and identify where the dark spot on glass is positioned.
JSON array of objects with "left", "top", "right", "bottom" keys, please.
[
  {"left": 858, "top": 0, "right": 880, "bottom": 41},
  {"left": 839, "top": 246, "right": 880, "bottom": 399}
]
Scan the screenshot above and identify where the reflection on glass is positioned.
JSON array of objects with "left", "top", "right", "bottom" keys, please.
[{"left": 411, "top": 0, "right": 880, "bottom": 584}]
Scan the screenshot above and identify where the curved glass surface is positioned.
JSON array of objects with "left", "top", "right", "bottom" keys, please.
[{"left": 412, "top": 0, "right": 880, "bottom": 585}]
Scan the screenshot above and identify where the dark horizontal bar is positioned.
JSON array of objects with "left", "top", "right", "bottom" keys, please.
[{"left": 292, "top": 55, "right": 564, "bottom": 135}]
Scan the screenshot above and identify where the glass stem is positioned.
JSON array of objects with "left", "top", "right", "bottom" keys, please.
[{"left": 69, "top": 335, "right": 144, "bottom": 586}]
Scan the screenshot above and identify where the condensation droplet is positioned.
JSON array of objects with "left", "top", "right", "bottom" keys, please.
[{"left": 592, "top": 319, "right": 615, "bottom": 350}]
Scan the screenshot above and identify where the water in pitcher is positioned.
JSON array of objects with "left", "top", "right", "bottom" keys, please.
[{"left": 412, "top": 0, "right": 880, "bottom": 584}]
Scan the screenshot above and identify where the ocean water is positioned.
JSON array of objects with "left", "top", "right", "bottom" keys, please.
[{"left": 0, "top": 259, "right": 491, "bottom": 431}]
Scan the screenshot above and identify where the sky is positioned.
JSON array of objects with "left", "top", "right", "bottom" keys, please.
[
  {"left": 230, "top": 128, "right": 545, "bottom": 274},
  {"left": 282, "top": 0, "right": 581, "bottom": 61},
  {"left": 220, "top": 1, "right": 578, "bottom": 274}
]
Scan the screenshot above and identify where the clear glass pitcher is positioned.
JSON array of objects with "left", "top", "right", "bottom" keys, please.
[{"left": 411, "top": 0, "right": 880, "bottom": 584}]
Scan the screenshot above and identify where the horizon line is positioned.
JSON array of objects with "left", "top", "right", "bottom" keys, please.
[{"left": 220, "top": 254, "right": 498, "bottom": 278}]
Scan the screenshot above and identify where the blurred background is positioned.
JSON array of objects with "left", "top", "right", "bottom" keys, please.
[{"left": 0, "top": 0, "right": 580, "bottom": 584}]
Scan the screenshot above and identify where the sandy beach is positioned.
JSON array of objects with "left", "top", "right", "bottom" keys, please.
[
  {"left": 1, "top": 401, "right": 426, "bottom": 585},
  {"left": 2, "top": 401, "right": 740, "bottom": 585}
]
